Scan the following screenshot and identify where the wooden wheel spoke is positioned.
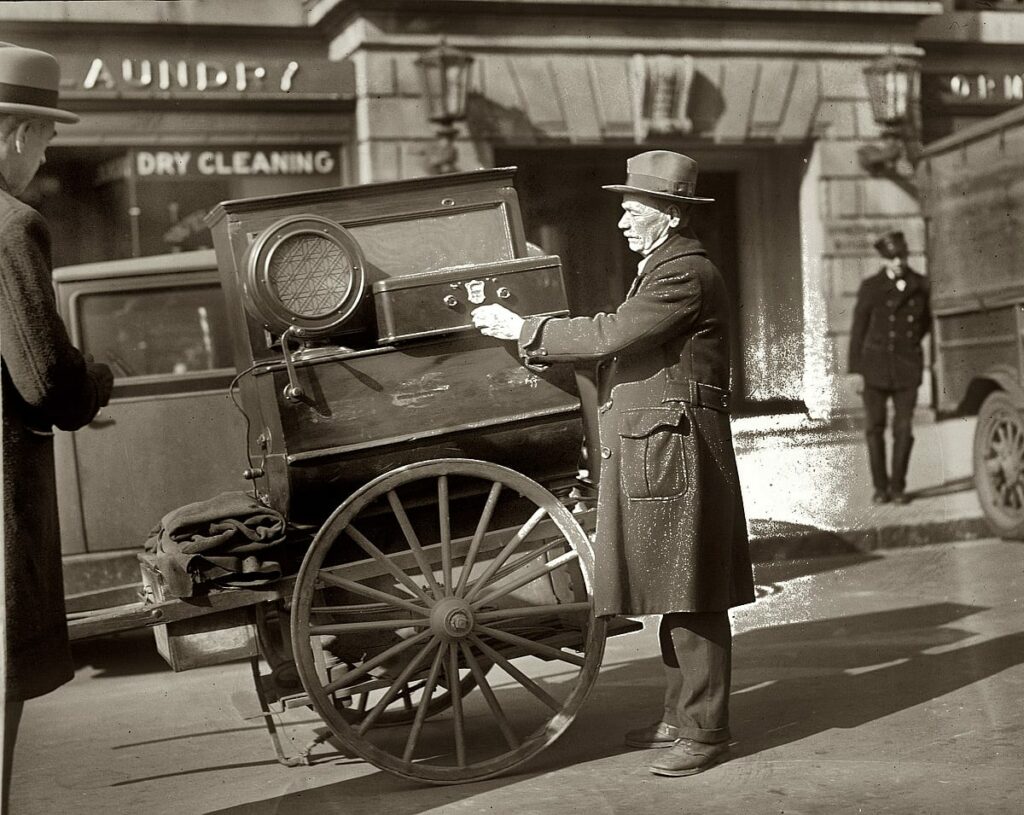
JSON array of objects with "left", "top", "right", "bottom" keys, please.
[
  {"left": 310, "top": 618, "right": 429, "bottom": 636},
  {"left": 472, "top": 549, "right": 579, "bottom": 610},
  {"left": 318, "top": 571, "right": 430, "bottom": 617},
  {"left": 402, "top": 646, "right": 447, "bottom": 763},
  {"left": 454, "top": 481, "right": 503, "bottom": 596},
  {"left": 439, "top": 476, "right": 453, "bottom": 595},
  {"left": 321, "top": 629, "right": 433, "bottom": 695},
  {"left": 459, "top": 641, "right": 519, "bottom": 750},
  {"left": 468, "top": 634, "right": 561, "bottom": 712},
  {"left": 357, "top": 636, "right": 442, "bottom": 735},
  {"left": 463, "top": 538, "right": 567, "bottom": 601},
  {"left": 463, "top": 508, "right": 549, "bottom": 603},
  {"left": 387, "top": 490, "right": 445, "bottom": 600},
  {"left": 344, "top": 523, "right": 434, "bottom": 605},
  {"left": 475, "top": 602, "right": 591, "bottom": 622},
  {"left": 475, "top": 624, "right": 587, "bottom": 667},
  {"left": 401, "top": 684, "right": 414, "bottom": 711},
  {"left": 443, "top": 644, "right": 467, "bottom": 768}
]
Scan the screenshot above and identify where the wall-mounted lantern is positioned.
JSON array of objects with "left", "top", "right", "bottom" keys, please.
[
  {"left": 416, "top": 39, "right": 474, "bottom": 175},
  {"left": 857, "top": 51, "right": 922, "bottom": 180}
]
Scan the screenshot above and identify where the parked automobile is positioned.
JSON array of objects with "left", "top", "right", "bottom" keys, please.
[{"left": 53, "top": 249, "right": 248, "bottom": 608}]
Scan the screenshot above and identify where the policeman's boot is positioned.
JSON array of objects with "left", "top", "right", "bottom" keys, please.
[
  {"left": 891, "top": 433, "right": 914, "bottom": 505},
  {"left": 866, "top": 432, "right": 890, "bottom": 503}
]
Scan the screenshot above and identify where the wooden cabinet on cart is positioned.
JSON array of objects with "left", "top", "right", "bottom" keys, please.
[{"left": 69, "top": 167, "right": 622, "bottom": 784}]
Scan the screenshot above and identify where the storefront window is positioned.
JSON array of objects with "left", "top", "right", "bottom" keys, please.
[{"left": 76, "top": 284, "right": 232, "bottom": 379}]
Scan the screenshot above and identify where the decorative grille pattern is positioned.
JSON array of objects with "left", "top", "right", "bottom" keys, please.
[{"left": 268, "top": 233, "right": 353, "bottom": 318}]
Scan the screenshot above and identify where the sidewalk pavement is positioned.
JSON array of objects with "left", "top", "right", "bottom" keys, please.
[{"left": 734, "top": 413, "right": 991, "bottom": 561}]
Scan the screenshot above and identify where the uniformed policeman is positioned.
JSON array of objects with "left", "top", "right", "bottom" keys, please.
[{"left": 848, "top": 229, "right": 932, "bottom": 504}]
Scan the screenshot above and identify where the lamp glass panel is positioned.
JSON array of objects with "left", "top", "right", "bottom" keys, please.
[{"left": 419, "top": 58, "right": 446, "bottom": 121}]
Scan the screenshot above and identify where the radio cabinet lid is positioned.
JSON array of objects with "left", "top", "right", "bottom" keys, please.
[
  {"left": 204, "top": 166, "right": 521, "bottom": 228},
  {"left": 371, "top": 255, "right": 561, "bottom": 294}
]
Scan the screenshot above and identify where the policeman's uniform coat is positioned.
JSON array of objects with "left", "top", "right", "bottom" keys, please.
[
  {"left": 1, "top": 178, "right": 108, "bottom": 700},
  {"left": 519, "top": 230, "right": 754, "bottom": 617},
  {"left": 848, "top": 267, "right": 932, "bottom": 389}
]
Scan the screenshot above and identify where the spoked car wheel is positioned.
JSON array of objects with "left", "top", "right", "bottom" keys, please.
[
  {"left": 290, "top": 458, "right": 606, "bottom": 784},
  {"left": 974, "top": 391, "right": 1024, "bottom": 539}
]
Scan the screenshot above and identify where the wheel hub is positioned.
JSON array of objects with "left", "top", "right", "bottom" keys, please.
[{"left": 430, "top": 597, "right": 475, "bottom": 639}]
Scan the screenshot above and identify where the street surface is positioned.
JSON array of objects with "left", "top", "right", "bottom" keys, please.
[{"left": 11, "top": 538, "right": 1023, "bottom": 815}]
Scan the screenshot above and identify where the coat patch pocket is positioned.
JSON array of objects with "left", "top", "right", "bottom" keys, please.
[{"left": 618, "top": 407, "right": 690, "bottom": 500}]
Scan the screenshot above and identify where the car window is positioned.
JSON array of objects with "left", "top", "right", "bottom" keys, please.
[{"left": 76, "top": 284, "right": 233, "bottom": 379}]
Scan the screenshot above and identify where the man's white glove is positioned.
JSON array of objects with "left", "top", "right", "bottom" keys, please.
[{"left": 471, "top": 304, "right": 525, "bottom": 341}]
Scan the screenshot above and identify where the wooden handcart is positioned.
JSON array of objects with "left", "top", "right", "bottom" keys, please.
[{"left": 69, "top": 169, "right": 633, "bottom": 785}]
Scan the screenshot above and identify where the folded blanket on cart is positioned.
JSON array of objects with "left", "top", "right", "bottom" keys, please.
[{"left": 145, "top": 491, "right": 288, "bottom": 598}]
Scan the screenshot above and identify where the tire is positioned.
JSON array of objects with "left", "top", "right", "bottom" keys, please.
[{"left": 973, "top": 390, "right": 1024, "bottom": 539}]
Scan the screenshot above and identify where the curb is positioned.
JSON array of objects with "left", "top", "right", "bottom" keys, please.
[{"left": 748, "top": 515, "right": 994, "bottom": 563}]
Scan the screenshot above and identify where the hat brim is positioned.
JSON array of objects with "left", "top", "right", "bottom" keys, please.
[
  {"left": 0, "top": 100, "right": 78, "bottom": 124},
  {"left": 602, "top": 184, "right": 714, "bottom": 204}
]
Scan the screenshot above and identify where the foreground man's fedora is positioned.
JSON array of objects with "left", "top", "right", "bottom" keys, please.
[
  {"left": 0, "top": 42, "right": 79, "bottom": 123},
  {"left": 603, "top": 150, "right": 714, "bottom": 204}
]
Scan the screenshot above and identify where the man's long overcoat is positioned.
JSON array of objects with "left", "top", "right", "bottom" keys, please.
[
  {"left": 519, "top": 230, "right": 755, "bottom": 617},
  {"left": 1, "top": 178, "right": 108, "bottom": 701},
  {"left": 847, "top": 267, "right": 931, "bottom": 390}
]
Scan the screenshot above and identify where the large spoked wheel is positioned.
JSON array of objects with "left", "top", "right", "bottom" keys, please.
[
  {"left": 974, "top": 391, "right": 1024, "bottom": 539},
  {"left": 290, "top": 458, "right": 606, "bottom": 784}
]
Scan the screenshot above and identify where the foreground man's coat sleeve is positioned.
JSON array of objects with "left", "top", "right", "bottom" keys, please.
[
  {"left": 0, "top": 206, "right": 104, "bottom": 431},
  {"left": 518, "top": 262, "right": 704, "bottom": 363}
]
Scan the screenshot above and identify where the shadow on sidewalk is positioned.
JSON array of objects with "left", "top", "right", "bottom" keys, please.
[
  {"left": 908, "top": 475, "right": 973, "bottom": 500},
  {"left": 203, "top": 601, "right": 1020, "bottom": 814}
]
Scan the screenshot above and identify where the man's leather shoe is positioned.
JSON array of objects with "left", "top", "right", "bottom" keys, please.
[
  {"left": 891, "top": 491, "right": 911, "bottom": 505},
  {"left": 624, "top": 721, "right": 680, "bottom": 749},
  {"left": 872, "top": 490, "right": 891, "bottom": 505},
  {"left": 649, "top": 739, "right": 729, "bottom": 776}
]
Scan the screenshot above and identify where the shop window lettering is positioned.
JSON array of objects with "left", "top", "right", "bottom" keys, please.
[
  {"left": 135, "top": 150, "right": 336, "bottom": 177},
  {"left": 945, "top": 73, "right": 1024, "bottom": 103},
  {"left": 82, "top": 58, "right": 300, "bottom": 93}
]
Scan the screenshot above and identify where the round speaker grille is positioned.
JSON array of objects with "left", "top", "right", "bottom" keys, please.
[
  {"left": 243, "top": 215, "right": 366, "bottom": 338},
  {"left": 268, "top": 233, "right": 353, "bottom": 319}
]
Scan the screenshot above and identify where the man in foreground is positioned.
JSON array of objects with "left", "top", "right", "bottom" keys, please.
[
  {"left": 1, "top": 42, "right": 113, "bottom": 806},
  {"left": 472, "top": 150, "right": 754, "bottom": 776}
]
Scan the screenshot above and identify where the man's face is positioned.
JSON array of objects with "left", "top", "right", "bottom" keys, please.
[
  {"left": 2, "top": 119, "right": 55, "bottom": 196},
  {"left": 617, "top": 195, "right": 677, "bottom": 256}
]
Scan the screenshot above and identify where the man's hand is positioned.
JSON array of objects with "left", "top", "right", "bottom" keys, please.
[
  {"left": 88, "top": 362, "right": 115, "bottom": 407},
  {"left": 471, "top": 304, "right": 525, "bottom": 341}
]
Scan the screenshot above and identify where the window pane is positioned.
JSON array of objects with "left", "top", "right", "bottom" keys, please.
[{"left": 78, "top": 285, "right": 233, "bottom": 379}]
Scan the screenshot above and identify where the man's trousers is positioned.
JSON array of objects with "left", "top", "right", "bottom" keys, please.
[
  {"left": 862, "top": 385, "right": 918, "bottom": 494},
  {"left": 658, "top": 611, "right": 732, "bottom": 744}
]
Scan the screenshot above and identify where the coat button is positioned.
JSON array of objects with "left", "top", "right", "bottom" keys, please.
[
  {"left": 536, "top": 348, "right": 547, "bottom": 356},
  {"left": 907, "top": 315, "right": 914, "bottom": 322},
  {"left": 888, "top": 330, "right": 896, "bottom": 337},
  {"left": 886, "top": 300, "right": 894, "bottom": 307},
  {"left": 889, "top": 315, "right": 896, "bottom": 322},
  {"left": 600, "top": 446, "right": 611, "bottom": 459}
]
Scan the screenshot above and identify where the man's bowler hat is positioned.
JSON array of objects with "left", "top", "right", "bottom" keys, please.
[
  {"left": 603, "top": 150, "right": 714, "bottom": 204},
  {"left": 873, "top": 230, "right": 909, "bottom": 260},
  {"left": 0, "top": 43, "right": 79, "bottom": 124}
]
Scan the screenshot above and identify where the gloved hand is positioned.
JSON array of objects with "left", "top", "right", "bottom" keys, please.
[{"left": 471, "top": 304, "right": 525, "bottom": 341}]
